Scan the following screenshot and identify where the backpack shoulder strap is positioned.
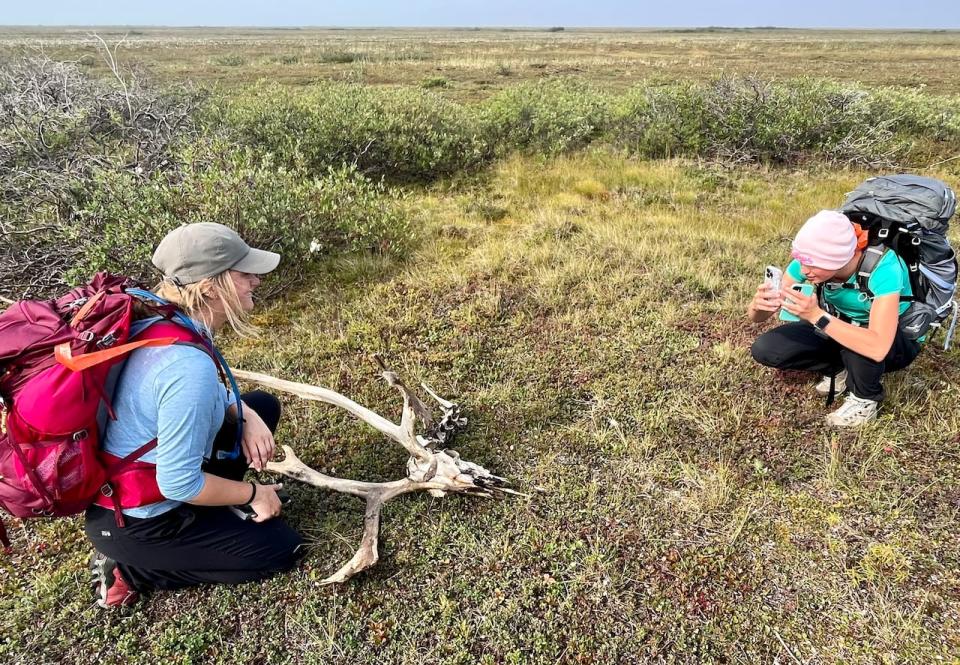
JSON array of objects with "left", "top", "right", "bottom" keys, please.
[
  {"left": 816, "top": 247, "right": 883, "bottom": 323},
  {"left": 134, "top": 320, "right": 203, "bottom": 345},
  {"left": 134, "top": 321, "right": 226, "bottom": 383},
  {"left": 134, "top": 319, "right": 243, "bottom": 461},
  {"left": 855, "top": 244, "right": 888, "bottom": 299}
]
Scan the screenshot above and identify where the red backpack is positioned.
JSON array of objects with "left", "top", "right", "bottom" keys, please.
[{"left": 0, "top": 273, "right": 216, "bottom": 550}]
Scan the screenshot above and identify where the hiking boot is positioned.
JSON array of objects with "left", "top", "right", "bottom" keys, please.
[
  {"left": 89, "top": 552, "right": 139, "bottom": 608},
  {"left": 825, "top": 394, "right": 878, "bottom": 427},
  {"left": 815, "top": 370, "right": 848, "bottom": 396}
]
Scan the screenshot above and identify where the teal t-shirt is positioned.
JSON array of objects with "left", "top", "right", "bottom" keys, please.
[{"left": 786, "top": 250, "right": 912, "bottom": 326}]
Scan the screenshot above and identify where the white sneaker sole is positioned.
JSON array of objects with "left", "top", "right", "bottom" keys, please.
[{"left": 825, "top": 414, "right": 876, "bottom": 427}]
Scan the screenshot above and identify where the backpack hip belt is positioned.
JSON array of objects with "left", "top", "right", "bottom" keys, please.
[{"left": 93, "top": 441, "right": 164, "bottom": 527}]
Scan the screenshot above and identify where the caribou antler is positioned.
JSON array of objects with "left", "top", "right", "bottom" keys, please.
[{"left": 231, "top": 359, "right": 518, "bottom": 584}]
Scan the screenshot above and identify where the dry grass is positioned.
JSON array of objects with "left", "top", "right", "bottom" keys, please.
[{"left": 1, "top": 27, "right": 960, "bottom": 96}]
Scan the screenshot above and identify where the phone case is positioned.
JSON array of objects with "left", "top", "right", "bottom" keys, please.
[{"left": 778, "top": 283, "right": 814, "bottom": 322}]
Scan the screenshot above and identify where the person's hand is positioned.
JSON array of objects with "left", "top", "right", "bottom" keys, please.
[
  {"left": 751, "top": 282, "right": 783, "bottom": 313},
  {"left": 249, "top": 483, "right": 283, "bottom": 523},
  {"left": 780, "top": 286, "right": 823, "bottom": 323},
  {"left": 241, "top": 407, "right": 275, "bottom": 472}
]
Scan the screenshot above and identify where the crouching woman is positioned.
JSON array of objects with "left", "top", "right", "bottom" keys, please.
[
  {"left": 747, "top": 210, "right": 921, "bottom": 427},
  {"left": 86, "top": 222, "right": 304, "bottom": 608}
]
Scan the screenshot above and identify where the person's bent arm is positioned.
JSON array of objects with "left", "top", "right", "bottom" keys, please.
[
  {"left": 780, "top": 288, "right": 900, "bottom": 362},
  {"left": 818, "top": 294, "right": 899, "bottom": 362},
  {"left": 187, "top": 475, "right": 283, "bottom": 523},
  {"left": 152, "top": 347, "right": 282, "bottom": 522}
]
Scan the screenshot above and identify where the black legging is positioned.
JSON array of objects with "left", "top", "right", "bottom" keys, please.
[
  {"left": 751, "top": 322, "right": 921, "bottom": 402},
  {"left": 85, "top": 390, "right": 304, "bottom": 592}
]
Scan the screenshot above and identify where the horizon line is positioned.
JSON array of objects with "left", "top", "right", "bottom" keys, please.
[{"left": 2, "top": 24, "right": 958, "bottom": 31}]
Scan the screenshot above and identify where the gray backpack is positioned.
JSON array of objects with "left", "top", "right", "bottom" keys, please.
[{"left": 840, "top": 174, "right": 958, "bottom": 349}]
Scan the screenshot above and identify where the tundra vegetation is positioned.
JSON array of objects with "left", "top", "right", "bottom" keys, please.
[{"left": 1, "top": 28, "right": 959, "bottom": 664}]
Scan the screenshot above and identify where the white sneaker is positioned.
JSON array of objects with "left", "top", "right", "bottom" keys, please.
[
  {"left": 825, "top": 394, "right": 878, "bottom": 427},
  {"left": 815, "top": 370, "right": 847, "bottom": 395}
]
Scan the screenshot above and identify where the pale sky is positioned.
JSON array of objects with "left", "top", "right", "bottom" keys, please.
[{"left": 2, "top": 0, "right": 958, "bottom": 29}]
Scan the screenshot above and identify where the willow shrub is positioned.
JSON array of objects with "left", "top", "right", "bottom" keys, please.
[
  {"left": 224, "top": 77, "right": 960, "bottom": 178},
  {"left": 224, "top": 82, "right": 488, "bottom": 183},
  {"left": 611, "top": 77, "right": 960, "bottom": 165},
  {"left": 60, "top": 140, "right": 409, "bottom": 288},
  {"left": 477, "top": 78, "right": 614, "bottom": 156}
]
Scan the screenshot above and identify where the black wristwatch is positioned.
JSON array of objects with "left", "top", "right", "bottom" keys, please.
[{"left": 814, "top": 313, "right": 832, "bottom": 331}]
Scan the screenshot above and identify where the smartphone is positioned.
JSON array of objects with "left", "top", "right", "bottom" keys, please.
[
  {"left": 764, "top": 265, "right": 782, "bottom": 293},
  {"left": 778, "top": 283, "right": 814, "bottom": 322},
  {"left": 229, "top": 488, "right": 292, "bottom": 521}
]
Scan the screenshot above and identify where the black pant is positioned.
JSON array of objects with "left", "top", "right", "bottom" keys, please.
[
  {"left": 751, "top": 322, "right": 921, "bottom": 402},
  {"left": 85, "top": 390, "right": 304, "bottom": 592}
]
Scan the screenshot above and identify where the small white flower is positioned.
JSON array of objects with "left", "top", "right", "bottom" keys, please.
[{"left": 309, "top": 239, "right": 322, "bottom": 254}]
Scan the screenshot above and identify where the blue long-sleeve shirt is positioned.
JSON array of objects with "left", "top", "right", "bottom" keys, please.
[{"left": 102, "top": 320, "right": 236, "bottom": 518}]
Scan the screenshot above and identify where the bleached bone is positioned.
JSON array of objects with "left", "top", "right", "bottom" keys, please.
[{"left": 231, "top": 360, "right": 515, "bottom": 584}]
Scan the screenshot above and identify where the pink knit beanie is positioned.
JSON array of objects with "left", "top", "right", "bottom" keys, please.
[{"left": 791, "top": 210, "right": 856, "bottom": 270}]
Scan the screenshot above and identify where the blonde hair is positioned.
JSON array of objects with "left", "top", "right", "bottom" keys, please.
[{"left": 153, "top": 271, "right": 259, "bottom": 338}]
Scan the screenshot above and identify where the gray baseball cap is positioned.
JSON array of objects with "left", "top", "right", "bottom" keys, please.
[{"left": 152, "top": 222, "right": 280, "bottom": 285}]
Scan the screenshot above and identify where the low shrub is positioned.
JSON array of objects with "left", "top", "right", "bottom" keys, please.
[
  {"left": 0, "top": 54, "right": 204, "bottom": 296},
  {"left": 209, "top": 55, "right": 246, "bottom": 67},
  {"left": 6, "top": 59, "right": 960, "bottom": 299},
  {"left": 610, "top": 81, "right": 709, "bottom": 158},
  {"left": 223, "top": 76, "right": 960, "bottom": 182},
  {"left": 226, "top": 82, "right": 488, "bottom": 182},
  {"left": 0, "top": 55, "right": 204, "bottom": 206},
  {"left": 479, "top": 78, "right": 614, "bottom": 156},
  {"left": 314, "top": 51, "right": 364, "bottom": 64},
  {"left": 610, "top": 76, "right": 960, "bottom": 165},
  {"left": 3, "top": 141, "right": 409, "bottom": 297},
  {"left": 421, "top": 76, "right": 449, "bottom": 89},
  {"left": 270, "top": 54, "right": 301, "bottom": 66}
]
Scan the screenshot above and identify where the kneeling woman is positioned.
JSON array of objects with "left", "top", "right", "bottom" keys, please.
[
  {"left": 748, "top": 210, "right": 921, "bottom": 427},
  {"left": 86, "top": 223, "right": 303, "bottom": 608}
]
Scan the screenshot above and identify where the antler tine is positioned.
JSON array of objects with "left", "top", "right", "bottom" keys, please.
[
  {"left": 370, "top": 355, "right": 434, "bottom": 467},
  {"left": 420, "top": 381, "right": 455, "bottom": 410},
  {"left": 373, "top": 354, "right": 433, "bottom": 425},
  {"left": 321, "top": 494, "right": 384, "bottom": 585}
]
